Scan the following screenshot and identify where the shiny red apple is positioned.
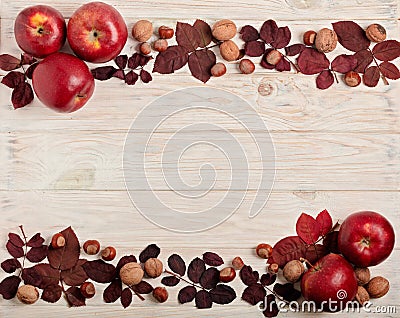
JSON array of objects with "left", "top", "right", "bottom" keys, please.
[
  {"left": 301, "top": 254, "right": 357, "bottom": 311},
  {"left": 338, "top": 211, "right": 395, "bottom": 267},
  {"left": 14, "top": 5, "right": 66, "bottom": 58},
  {"left": 67, "top": 2, "right": 128, "bottom": 63},
  {"left": 32, "top": 52, "right": 95, "bottom": 113}
]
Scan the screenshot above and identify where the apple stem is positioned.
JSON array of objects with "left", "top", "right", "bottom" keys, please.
[{"left": 300, "top": 258, "right": 318, "bottom": 271}]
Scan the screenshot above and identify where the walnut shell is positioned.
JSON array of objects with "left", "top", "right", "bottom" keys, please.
[
  {"left": 120, "top": 262, "right": 144, "bottom": 286},
  {"left": 144, "top": 258, "right": 163, "bottom": 278},
  {"left": 315, "top": 28, "right": 338, "bottom": 53},
  {"left": 354, "top": 267, "right": 371, "bottom": 286},
  {"left": 366, "top": 24, "right": 386, "bottom": 43},
  {"left": 283, "top": 260, "right": 305, "bottom": 283},
  {"left": 366, "top": 276, "right": 390, "bottom": 298},
  {"left": 17, "top": 285, "right": 39, "bottom": 304},
  {"left": 220, "top": 40, "right": 240, "bottom": 61},
  {"left": 212, "top": 19, "right": 237, "bottom": 41},
  {"left": 132, "top": 20, "right": 153, "bottom": 42},
  {"left": 355, "top": 286, "right": 370, "bottom": 306}
]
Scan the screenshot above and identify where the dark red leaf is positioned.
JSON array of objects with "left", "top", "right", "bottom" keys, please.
[
  {"left": 271, "top": 236, "right": 307, "bottom": 268},
  {"left": 125, "top": 70, "right": 139, "bottom": 85},
  {"left": 285, "top": 44, "right": 305, "bottom": 56},
  {"left": 199, "top": 267, "right": 219, "bottom": 289},
  {"left": 82, "top": 260, "right": 116, "bottom": 283},
  {"left": 153, "top": 45, "right": 189, "bottom": 74},
  {"left": 21, "top": 267, "right": 42, "bottom": 287},
  {"left": 260, "top": 273, "right": 276, "bottom": 286},
  {"left": 131, "top": 281, "right": 153, "bottom": 294},
  {"left": 26, "top": 245, "right": 48, "bottom": 263},
  {"left": 380, "top": 61, "right": 400, "bottom": 80},
  {"left": 25, "top": 63, "right": 39, "bottom": 80},
  {"left": 61, "top": 259, "right": 88, "bottom": 286},
  {"left": 0, "top": 276, "right": 21, "bottom": 299},
  {"left": 244, "top": 41, "right": 265, "bottom": 57},
  {"left": 168, "top": 254, "right": 186, "bottom": 276},
  {"left": 8, "top": 233, "right": 24, "bottom": 247},
  {"left": 196, "top": 290, "right": 213, "bottom": 309},
  {"left": 188, "top": 49, "right": 216, "bottom": 83},
  {"left": 332, "top": 21, "right": 370, "bottom": 52},
  {"left": 297, "top": 48, "right": 330, "bottom": 75},
  {"left": 275, "top": 57, "right": 291, "bottom": 72},
  {"left": 116, "top": 255, "right": 137, "bottom": 274},
  {"left": 363, "top": 66, "right": 380, "bottom": 87},
  {"left": 1, "top": 258, "right": 21, "bottom": 273},
  {"left": 296, "top": 213, "right": 321, "bottom": 243},
  {"left": 140, "top": 69, "right": 152, "bottom": 83},
  {"left": 65, "top": 286, "right": 86, "bottom": 307},
  {"left": 263, "top": 294, "right": 279, "bottom": 317},
  {"left": 316, "top": 70, "right": 334, "bottom": 90},
  {"left": 176, "top": 22, "right": 201, "bottom": 52},
  {"left": 316, "top": 210, "right": 333, "bottom": 236},
  {"left": 240, "top": 25, "right": 259, "bottom": 42},
  {"left": 6, "top": 241, "right": 24, "bottom": 258},
  {"left": 188, "top": 257, "right": 206, "bottom": 283},
  {"left": 103, "top": 279, "right": 122, "bottom": 303},
  {"left": 121, "top": 288, "right": 132, "bottom": 308},
  {"left": 1, "top": 71, "right": 25, "bottom": 88},
  {"left": 162, "top": 276, "right": 180, "bottom": 286},
  {"left": 353, "top": 49, "right": 373, "bottom": 73},
  {"left": 27, "top": 233, "right": 45, "bottom": 248},
  {"left": 239, "top": 265, "right": 259, "bottom": 286},
  {"left": 372, "top": 40, "right": 400, "bottom": 61},
  {"left": 32, "top": 264, "right": 60, "bottom": 289},
  {"left": 273, "top": 26, "right": 291, "bottom": 49},
  {"left": 115, "top": 55, "right": 128, "bottom": 69},
  {"left": 193, "top": 19, "right": 212, "bottom": 48},
  {"left": 0, "top": 54, "right": 21, "bottom": 71},
  {"left": 113, "top": 69, "right": 125, "bottom": 80},
  {"left": 331, "top": 54, "right": 358, "bottom": 73},
  {"left": 139, "top": 244, "right": 161, "bottom": 263},
  {"left": 127, "top": 53, "right": 151, "bottom": 69},
  {"left": 41, "top": 284, "right": 62, "bottom": 303},
  {"left": 210, "top": 284, "right": 236, "bottom": 305},
  {"left": 203, "top": 252, "right": 224, "bottom": 267},
  {"left": 323, "top": 231, "right": 340, "bottom": 254},
  {"left": 178, "top": 285, "right": 197, "bottom": 304},
  {"left": 242, "top": 283, "right": 266, "bottom": 306},
  {"left": 48, "top": 227, "right": 80, "bottom": 271},
  {"left": 261, "top": 49, "right": 276, "bottom": 70},
  {"left": 91, "top": 66, "right": 117, "bottom": 81},
  {"left": 21, "top": 53, "right": 36, "bottom": 65},
  {"left": 273, "top": 283, "right": 301, "bottom": 302},
  {"left": 12, "top": 82, "right": 34, "bottom": 109},
  {"left": 260, "top": 20, "right": 278, "bottom": 44},
  {"left": 305, "top": 244, "right": 328, "bottom": 264}
]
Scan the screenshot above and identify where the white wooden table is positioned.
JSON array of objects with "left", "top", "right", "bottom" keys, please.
[{"left": 0, "top": 0, "right": 399, "bottom": 317}]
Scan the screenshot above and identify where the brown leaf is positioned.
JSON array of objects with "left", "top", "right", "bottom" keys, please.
[
  {"left": 103, "top": 279, "right": 122, "bottom": 303},
  {"left": 271, "top": 236, "right": 307, "bottom": 268},
  {"left": 61, "top": 259, "right": 88, "bottom": 286},
  {"left": 1, "top": 71, "right": 25, "bottom": 89},
  {"left": 353, "top": 49, "right": 374, "bottom": 73},
  {"left": 193, "top": 19, "right": 212, "bottom": 48},
  {"left": 275, "top": 58, "right": 291, "bottom": 72},
  {"left": 285, "top": 44, "right": 305, "bottom": 56},
  {"left": 240, "top": 25, "right": 259, "bottom": 42},
  {"left": 323, "top": 231, "right": 340, "bottom": 254},
  {"left": 188, "top": 49, "right": 216, "bottom": 83},
  {"left": 273, "top": 26, "right": 291, "bottom": 49},
  {"left": 273, "top": 283, "right": 301, "bottom": 302},
  {"left": 203, "top": 252, "right": 224, "bottom": 266},
  {"left": 139, "top": 244, "right": 160, "bottom": 263},
  {"left": 161, "top": 276, "right": 180, "bottom": 286},
  {"left": 0, "top": 54, "right": 21, "bottom": 71},
  {"left": 331, "top": 54, "right": 357, "bottom": 74},
  {"left": 239, "top": 265, "right": 259, "bottom": 286},
  {"left": 125, "top": 70, "right": 139, "bottom": 85},
  {"left": 6, "top": 241, "right": 24, "bottom": 258},
  {"left": 260, "top": 20, "right": 278, "bottom": 44},
  {"left": 199, "top": 267, "right": 219, "bottom": 290},
  {"left": 1, "top": 258, "right": 21, "bottom": 273},
  {"left": 316, "top": 70, "right": 334, "bottom": 90},
  {"left": 188, "top": 257, "right": 206, "bottom": 283},
  {"left": 0, "top": 276, "right": 21, "bottom": 300},
  {"left": 115, "top": 55, "right": 128, "bottom": 69},
  {"left": 21, "top": 53, "right": 36, "bottom": 65},
  {"left": 297, "top": 48, "right": 329, "bottom": 75},
  {"left": 332, "top": 21, "right": 370, "bottom": 52},
  {"left": 8, "top": 233, "right": 24, "bottom": 247},
  {"left": 91, "top": 66, "right": 117, "bottom": 81},
  {"left": 316, "top": 210, "right": 333, "bottom": 236},
  {"left": 25, "top": 63, "right": 39, "bottom": 80},
  {"left": 116, "top": 255, "right": 137, "bottom": 274},
  {"left": 113, "top": 69, "right": 125, "bottom": 80},
  {"left": 128, "top": 53, "right": 151, "bottom": 69},
  {"left": 48, "top": 227, "right": 80, "bottom": 271},
  {"left": 153, "top": 45, "right": 189, "bottom": 74},
  {"left": 242, "top": 283, "right": 266, "bottom": 305},
  {"left": 121, "top": 288, "right": 132, "bottom": 308},
  {"left": 131, "top": 281, "right": 153, "bottom": 294},
  {"left": 244, "top": 41, "right": 265, "bottom": 57},
  {"left": 21, "top": 267, "right": 42, "bottom": 287},
  {"left": 26, "top": 245, "right": 48, "bottom": 263},
  {"left": 27, "top": 233, "right": 45, "bottom": 248},
  {"left": 363, "top": 65, "right": 380, "bottom": 87},
  {"left": 210, "top": 284, "right": 236, "bottom": 304},
  {"left": 380, "top": 61, "right": 400, "bottom": 80},
  {"left": 176, "top": 22, "right": 201, "bottom": 52},
  {"left": 260, "top": 273, "right": 276, "bottom": 286},
  {"left": 41, "top": 284, "right": 62, "bottom": 303},
  {"left": 168, "top": 254, "right": 186, "bottom": 276},
  {"left": 140, "top": 69, "right": 152, "bottom": 83},
  {"left": 65, "top": 286, "right": 86, "bottom": 307},
  {"left": 82, "top": 260, "right": 116, "bottom": 283},
  {"left": 196, "top": 290, "right": 213, "bottom": 309},
  {"left": 305, "top": 244, "right": 328, "bottom": 264},
  {"left": 178, "top": 285, "right": 197, "bottom": 304},
  {"left": 372, "top": 40, "right": 400, "bottom": 61},
  {"left": 12, "top": 82, "right": 34, "bottom": 109},
  {"left": 32, "top": 264, "right": 60, "bottom": 289}
]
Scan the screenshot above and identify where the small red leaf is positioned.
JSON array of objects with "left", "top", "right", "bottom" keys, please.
[
  {"left": 203, "top": 252, "right": 224, "bottom": 267},
  {"left": 0, "top": 276, "right": 21, "bottom": 299},
  {"left": 153, "top": 45, "right": 189, "bottom": 74},
  {"left": 380, "top": 61, "right": 400, "bottom": 80},
  {"left": 363, "top": 66, "right": 380, "bottom": 87},
  {"left": 125, "top": 71, "right": 139, "bottom": 85},
  {"left": 103, "top": 279, "right": 122, "bottom": 303},
  {"left": 240, "top": 25, "right": 259, "bottom": 42},
  {"left": 273, "top": 26, "right": 291, "bottom": 49},
  {"left": 188, "top": 49, "right": 216, "bottom": 83},
  {"left": 114, "top": 55, "right": 128, "bottom": 69},
  {"left": 139, "top": 244, "right": 160, "bottom": 263},
  {"left": 305, "top": 244, "right": 328, "bottom": 264},
  {"left": 127, "top": 53, "right": 151, "bottom": 69},
  {"left": 0, "top": 54, "right": 21, "bottom": 71},
  {"left": 168, "top": 254, "right": 186, "bottom": 276},
  {"left": 32, "top": 264, "right": 60, "bottom": 289},
  {"left": 316, "top": 210, "right": 333, "bottom": 236},
  {"left": 176, "top": 22, "right": 201, "bottom": 52},
  {"left": 244, "top": 41, "right": 265, "bottom": 57},
  {"left": 260, "top": 20, "right": 278, "bottom": 44},
  {"left": 27, "top": 233, "right": 45, "bottom": 248},
  {"left": 296, "top": 213, "right": 321, "bottom": 244},
  {"left": 353, "top": 49, "right": 374, "bottom": 73},
  {"left": 199, "top": 267, "right": 219, "bottom": 289},
  {"left": 21, "top": 53, "right": 37, "bottom": 65},
  {"left": 91, "top": 66, "right": 117, "bottom": 81},
  {"left": 297, "top": 48, "right": 330, "bottom": 75},
  {"left": 242, "top": 283, "right": 266, "bottom": 306},
  {"left": 25, "top": 63, "right": 39, "bottom": 80},
  {"left": 82, "top": 260, "right": 116, "bottom": 283},
  {"left": 239, "top": 265, "right": 259, "bottom": 286},
  {"left": 178, "top": 285, "right": 197, "bottom": 304},
  {"left": 6, "top": 241, "right": 24, "bottom": 258},
  {"left": 193, "top": 19, "right": 212, "bottom": 48},
  {"left": 116, "top": 255, "right": 137, "bottom": 274},
  {"left": 1, "top": 71, "right": 25, "bottom": 88},
  {"left": 260, "top": 273, "right": 276, "bottom": 286},
  {"left": 65, "top": 286, "right": 86, "bottom": 307},
  {"left": 285, "top": 44, "right": 305, "bottom": 56},
  {"left": 47, "top": 227, "right": 80, "bottom": 271},
  {"left": 162, "top": 276, "right": 180, "bottom": 286},
  {"left": 275, "top": 58, "right": 291, "bottom": 72},
  {"left": 188, "top": 257, "right": 206, "bottom": 283},
  {"left": 332, "top": 21, "right": 370, "bottom": 52},
  {"left": 41, "top": 284, "right": 62, "bottom": 303},
  {"left": 210, "top": 284, "right": 236, "bottom": 305},
  {"left": 323, "top": 231, "right": 340, "bottom": 254},
  {"left": 131, "top": 281, "right": 153, "bottom": 294},
  {"left": 113, "top": 69, "right": 125, "bottom": 80},
  {"left": 331, "top": 54, "right": 357, "bottom": 73},
  {"left": 26, "top": 245, "right": 48, "bottom": 263},
  {"left": 11, "top": 82, "right": 34, "bottom": 109},
  {"left": 316, "top": 70, "right": 334, "bottom": 90},
  {"left": 140, "top": 69, "right": 152, "bottom": 83},
  {"left": 61, "top": 259, "right": 88, "bottom": 286},
  {"left": 372, "top": 40, "right": 400, "bottom": 61},
  {"left": 1, "top": 259, "right": 21, "bottom": 273},
  {"left": 271, "top": 236, "right": 307, "bottom": 268},
  {"left": 273, "top": 283, "right": 301, "bottom": 302},
  {"left": 8, "top": 233, "right": 24, "bottom": 247},
  {"left": 196, "top": 290, "right": 213, "bottom": 309},
  {"left": 121, "top": 288, "right": 132, "bottom": 308}
]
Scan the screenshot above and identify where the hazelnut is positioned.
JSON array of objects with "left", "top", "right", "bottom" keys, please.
[
  {"left": 158, "top": 26, "right": 174, "bottom": 39},
  {"left": 366, "top": 276, "right": 390, "bottom": 298},
  {"left": 101, "top": 246, "right": 116, "bottom": 261},
  {"left": 256, "top": 243, "right": 273, "bottom": 259},
  {"left": 83, "top": 240, "right": 100, "bottom": 255},
  {"left": 132, "top": 20, "right": 153, "bottom": 42},
  {"left": 139, "top": 42, "right": 152, "bottom": 55},
  {"left": 153, "top": 39, "right": 168, "bottom": 52},
  {"left": 219, "top": 267, "right": 236, "bottom": 283},
  {"left": 232, "top": 256, "right": 245, "bottom": 270},
  {"left": 355, "top": 286, "right": 370, "bottom": 306},
  {"left": 51, "top": 233, "right": 65, "bottom": 249},
  {"left": 153, "top": 286, "right": 168, "bottom": 303},
  {"left": 220, "top": 40, "right": 240, "bottom": 61},
  {"left": 283, "top": 260, "right": 305, "bottom": 283},
  {"left": 17, "top": 285, "right": 39, "bottom": 304},
  {"left": 80, "top": 282, "right": 95, "bottom": 298},
  {"left": 344, "top": 71, "right": 361, "bottom": 87},
  {"left": 211, "top": 62, "right": 227, "bottom": 77},
  {"left": 265, "top": 50, "right": 282, "bottom": 66},
  {"left": 239, "top": 59, "right": 255, "bottom": 74},
  {"left": 315, "top": 28, "right": 338, "bottom": 53},
  {"left": 144, "top": 258, "right": 163, "bottom": 278},
  {"left": 268, "top": 263, "right": 279, "bottom": 274},
  {"left": 212, "top": 19, "right": 237, "bottom": 41},
  {"left": 303, "top": 30, "right": 317, "bottom": 46},
  {"left": 120, "top": 262, "right": 144, "bottom": 286},
  {"left": 366, "top": 24, "right": 386, "bottom": 43},
  {"left": 354, "top": 267, "right": 371, "bottom": 286}
]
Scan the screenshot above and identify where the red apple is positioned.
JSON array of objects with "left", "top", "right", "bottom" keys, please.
[
  {"left": 67, "top": 2, "right": 128, "bottom": 63},
  {"left": 14, "top": 5, "right": 66, "bottom": 58},
  {"left": 338, "top": 211, "right": 395, "bottom": 267},
  {"left": 32, "top": 52, "right": 95, "bottom": 113},
  {"left": 301, "top": 254, "right": 357, "bottom": 311}
]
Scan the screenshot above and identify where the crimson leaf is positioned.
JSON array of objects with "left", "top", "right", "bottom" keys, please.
[
  {"left": 332, "top": 21, "right": 370, "bottom": 52},
  {"left": 82, "top": 260, "right": 116, "bottom": 283},
  {"left": 21, "top": 53, "right": 36, "bottom": 65},
  {"left": 240, "top": 25, "right": 259, "bottom": 42},
  {"left": 178, "top": 285, "right": 197, "bottom": 304},
  {"left": 363, "top": 66, "right": 380, "bottom": 87},
  {"left": 196, "top": 290, "right": 213, "bottom": 309},
  {"left": 1, "top": 258, "right": 21, "bottom": 273},
  {"left": 139, "top": 244, "right": 160, "bottom": 263},
  {"left": 176, "top": 22, "right": 201, "bottom": 52},
  {"left": 285, "top": 44, "right": 305, "bottom": 56},
  {"left": 121, "top": 288, "right": 132, "bottom": 308},
  {"left": 25, "top": 63, "right": 39, "bottom": 80},
  {"left": 316, "top": 70, "right": 334, "bottom": 90},
  {"left": 162, "top": 276, "right": 180, "bottom": 286},
  {"left": 272, "top": 236, "right": 307, "bottom": 268},
  {"left": 26, "top": 245, "right": 48, "bottom": 263},
  {"left": 115, "top": 55, "right": 128, "bottom": 69},
  {"left": 0, "top": 276, "right": 21, "bottom": 299},
  {"left": 242, "top": 283, "right": 266, "bottom": 305},
  {"left": 47, "top": 227, "right": 80, "bottom": 271},
  {"left": 260, "top": 20, "right": 278, "bottom": 44},
  {"left": 273, "top": 283, "right": 301, "bottom": 302},
  {"left": 193, "top": 19, "right": 212, "bottom": 48},
  {"left": 31, "top": 264, "right": 60, "bottom": 289},
  {"left": 103, "top": 279, "right": 122, "bottom": 303},
  {"left": 275, "top": 58, "right": 291, "bottom": 72},
  {"left": 27, "top": 233, "right": 45, "bottom": 248},
  {"left": 168, "top": 254, "right": 186, "bottom": 276},
  {"left": 6, "top": 241, "right": 24, "bottom": 258},
  {"left": 210, "top": 284, "right": 236, "bottom": 305},
  {"left": 203, "top": 252, "right": 224, "bottom": 266},
  {"left": 273, "top": 26, "right": 291, "bottom": 49},
  {"left": 153, "top": 45, "right": 189, "bottom": 74},
  {"left": 296, "top": 213, "right": 321, "bottom": 244},
  {"left": 188, "top": 257, "right": 206, "bottom": 283},
  {"left": 65, "top": 286, "right": 86, "bottom": 307},
  {"left": 297, "top": 48, "right": 330, "bottom": 75},
  {"left": 0, "top": 54, "right": 21, "bottom": 71},
  {"left": 188, "top": 49, "right": 216, "bottom": 83},
  {"left": 91, "top": 66, "right": 117, "bottom": 80},
  {"left": 1, "top": 71, "right": 25, "bottom": 88},
  {"left": 380, "top": 61, "right": 400, "bottom": 80},
  {"left": 372, "top": 40, "right": 400, "bottom": 61},
  {"left": 140, "top": 69, "right": 152, "bottom": 83},
  {"left": 244, "top": 41, "right": 265, "bottom": 57},
  {"left": 331, "top": 54, "right": 357, "bottom": 73},
  {"left": 61, "top": 259, "right": 88, "bottom": 286},
  {"left": 260, "top": 273, "right": 276, "bottom": 286},
  {"left": 239, "top": 265, "right": 259, "bottom": 286},
  {"left": 41, "top": 284, "right": 62, "bottom": 303},
  {"left": 131, "top": 281, "right": 153, "bottom": 294},
  {"left": 8, "top": 233, "right": 24, "bottom": 247},
  {"left": 316, "top": 210, "right": 333, "bottom": 236},
  {"left": 12, "top": 82, "right": 34, "bottom": 109},
  {"left": 353, "top": 49, "right": 374, "bottom": 73},
  {"left": 305, "top": 244, "right": 328, "bottom": 264},
  {"left": 199, "top": 267, "right": 219, "bottom": 289},
  {"left": 125, "top": 70, "right": 139, "bottom": 85}
]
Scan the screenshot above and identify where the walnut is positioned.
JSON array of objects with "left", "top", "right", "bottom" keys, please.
[
  {"left": 220, "top": 40, "right": 240, "bottom": 61},
  {"left": 366, "top": 24, "right": 386, "bottom": 43},
  {"left": 120, "top": 262, "right": 144, "bottom": 286},
  {"left": 132, "top": 20, "right": 153, "bottom": 42},
  {"left": 144, "top": 258, "right": 163, "bottom": 278},
  {"left": 17, "top": 285, "right": 39, "bottom": 304},
  {"left": 315, "top": 28, "right": 338, "bottom": 53},
  {"left": 366, "top": 276, "right": 390, "bottom": 298},
  {"left": 355, "top": 286, "right": 370, "bottom": 306},
  {"left": 283, "top": 260, "right": 305, "bottom": 283},
  {"left": 354, "top": 267, "right": 370, "bottom": 285},
  {"left": 212, "top": 19, "right": 237, "bottom": 41}
]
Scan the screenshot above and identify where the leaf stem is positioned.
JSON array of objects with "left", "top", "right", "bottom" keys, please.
[
  {"left": 264, "top": 285, "right": 290, "bottom": 305},
  {"left": 18, "top": 225, "right": 28, "bottom": 276},
  {"left": 128, "top": 285, "right": 145, "bottom": 301},
  {"left": 164, "top": 270, "right": 204, "bottom": 290},
  {"left": 369, "top": 48, "right": 389, "bottom": 85}
]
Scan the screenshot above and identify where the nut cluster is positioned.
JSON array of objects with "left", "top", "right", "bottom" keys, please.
[{"left": 353, "top": 269, "right": 390, "bottom": 306}]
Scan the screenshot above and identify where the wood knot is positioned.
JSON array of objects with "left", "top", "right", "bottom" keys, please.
[{"left": 258, "top": 82, "right": 274, "bottom": 96}]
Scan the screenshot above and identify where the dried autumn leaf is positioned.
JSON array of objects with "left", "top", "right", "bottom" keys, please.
[
  {"left": 363, "top": 65, "right": 380, "bottom": 87},
  {"left": 25, "top": 63, "right": 39, "bottom": 80},
  {"left": 305, "top": 244, "right": 328, "bottom": 264},
  {"left": 115, "top": 55, "right": 128, "bottom": 69},
  {"left": 125, "top": 70, "right": 139, "bottom": 85},
  {"left": 260, "top": 20, "right": 278, "bottom": 44},
  {"left": 240, "top": 25, "right": 259, "bottom": 42},
  {"left": 372, "top": 40, "right": 400, "bottom": 61},
  {"left": 1, "top": 258, "right": 21, "bottom": 273},
  {"left": 61, "top": 259, "right": 88, "bottom": 286},
  {"left": 0, "top": 54, "right": 21, "bottom": 71},
  {"left": 210, "top": 284, "right": 236, "bottom": 305},
  {"left": 199, "top": 267, "right": 220, "bottom": 290},
  {"left": 380, "top": 61, "right": 400, "bottom": 80},
  {"left": 121, "top": 288, "right": 132, "bottom": 308},
  {"left": 127, "top": 53, "right": 151, "bottom": 69},
  {"left": 48, "top": 227, "right": 80, "bottom": 271},
  {"left": 323, "top": 231, "right": 340, "bottom": 254},
  {"left": 242, "top": 283, "right": 266, "bottom": 306},
  {"left": 82, "top": 260, "right": 116, "bottom": 283},
  {"left": 275, "top": 58, "right": 291, "bottom": 72},
  {"left": 131, "top": 281, "right": 153, "bottom": 294},
  {"left": 6, "top": 241, "right": 24, "bottom": 258},
  {"left": 316, "top": 70, "right": 334, "bottom": 90},
  {"left": 0, "top": 276, "right": 21, "bottom": 300},
  {"left": 353, "top": 49, "right": 374, "bottom": 73},
  {"left": 8, "top": 233, "right": 24, "bottom": 247},
  {"left": 139, "top": 244, "right": 161, "bottom": 263},
  {"left": 244, "top": 40, "right": 265, "bottom": 57},
  {"left": 153, "top": 45, "right": 189, "bottom": 74},
  {"left": 297, "top": 48, "right": 330, "bottom": 75},
  {"left": 188, "top": 49, "right": 216, "bottom": 83},
  {"left": 239, "top": 265, "right": 259, "bottom": 286},
  {"left": 193, "top": 19, "right": 212, "bottom": 48},
  {"left": 203, "top": 252, "right": 224, "bottom": 267},
  {"left": 65, "top": 286, "right": 86, "bottom": 307},
  {"left": 26, "top": 245, "right": 48, "bottom": 263},
  {"left": 103, "top": 279, "right": 122, "bottom": 303},
  {"left": 27, "top": 233, "right": 45, "bottom": 248},
  {"left": 21, "top": 267, "right": 42, "bottom": 287},
  {"left": 196, "top": 290, "right": 213, "bottom": 309},
  {"left": 168, "top": 254, "right": 186, "bottom": 276},
  {"left": 176, "top": 22, "right": 201, "bottom": 52},
  {"left": 188, "top": 257, "right": 206, "bottom": 283},
  {"left": 91, "top": 66, "right": 117, "bottom": 81},
  {"left": 316, "top": 209, "right": 333, "bottom": 236},
  {"left": 331, "top": 54, "right": 357, "bottom": 74},
  {"left": 285, "top": 44, "right": 305, "bottom": 56},
  {"left": 332, "top": 21, "right": 370, "bottom": 52},
  {"left": 113, "top": 69, "right": 125, "bottom": 80},
  {"left": 1, "top": 71, "right": 25, "bottom": 89},
  {"left": 41, "top": 284, "right": 62, "bottom": 303},
  {"left": 140, "top": 69, "right": 152, "bottom": 83},
  {"left": 21, "top": 53, "right": 36, "bottom": 65},
  {"left": 271, "top": 236, "right": 307, "bottom": 268},
  {"left": 296, "top": 213, "right": 321, "bottom": 244},
  {"left": 273, "top": 26, "right": 291, "bottom": 49},
  {"left": 116, "top": 255, "right": 137, "bottom": 273},
  {"left": 260, "top": 273, "right": 276, "bottom": 286},
  {"left": 161, "top": 276, "right": 180, "bottom": 287},
  {"left": 12, "top": 82, "right": 34, "bottom": 109},
  {"left": 273, "top": 283, "right": 301, "bottom": 302},
  {"left": 178, "top": 285, "right": 197, "bottom": 304},
  {"left": 32, "top": 264, "right": 60, "bottom": 289}
]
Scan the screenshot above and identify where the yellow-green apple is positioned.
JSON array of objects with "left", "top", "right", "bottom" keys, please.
[
  {"left": 14, "top": 5, "right": 66, "bottom": 58},
  {"left": 32, "top": 52, "right": 95, "bottom": 113},
  {"left": 67, "top": 2, "right": 128, "bottom": 63},
  {"left": 338, "top": 211, "right": 395, "bottom": 267},
  {"left": 301, "top": 254, "right": 357, "bottom": 311}
]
